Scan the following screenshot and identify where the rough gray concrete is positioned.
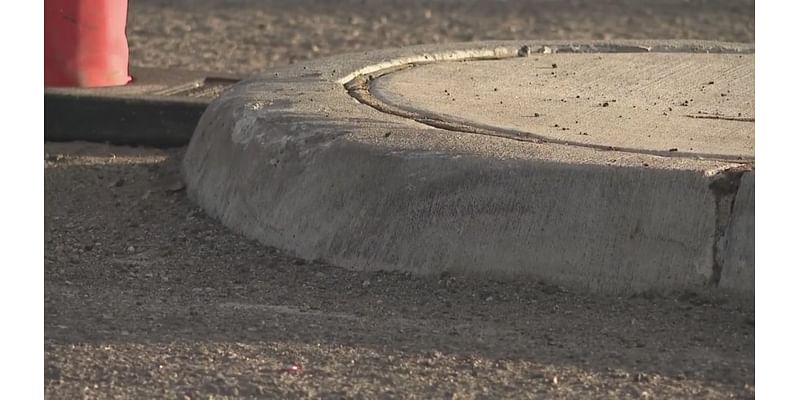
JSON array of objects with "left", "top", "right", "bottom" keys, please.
[
  {"left": 719, "top": 171, "right": 755, "bottom": 292},
  {"left": 182, "top": 41, "right": 754, "bottom": 295},
  {"left": 184, "top": 43, "right": 750, "bottom": 292}
]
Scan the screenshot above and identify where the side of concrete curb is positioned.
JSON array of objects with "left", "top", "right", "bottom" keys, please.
[
  {"left": 182, "top": 40, "right": 754, "bottom": 295},
  {"left": 45, "top": 67, "right": 240, "bottom": 146},
  {"left": 719, "top": 172, "right": 755, "bottom": 291}
]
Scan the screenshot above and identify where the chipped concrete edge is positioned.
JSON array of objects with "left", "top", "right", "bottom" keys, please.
[{"left": 183, "top": 40, "right": 754, "bottom": 295}]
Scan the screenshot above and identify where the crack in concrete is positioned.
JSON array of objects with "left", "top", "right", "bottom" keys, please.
[
  {"left": 707, "top": 165, "right": 751, "bottom": 286},
  {"left": 684, "top": 114, "right": 755, "bottom": 123}
]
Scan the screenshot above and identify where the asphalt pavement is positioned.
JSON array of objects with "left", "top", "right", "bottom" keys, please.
[{"left": 45, "top": 1, "right": 755, "bottom": 398}]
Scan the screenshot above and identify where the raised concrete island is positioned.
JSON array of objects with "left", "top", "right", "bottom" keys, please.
[{"left": 182, "top": 41, "right": 754, "bottom": 295}]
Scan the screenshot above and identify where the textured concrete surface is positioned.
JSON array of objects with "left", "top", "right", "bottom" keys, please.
[
  {"left": 371, "top": 53, "right": 754, "bottom": 160},
  {"left": 183, "top": 41, "right": 754, "bottom": 294},
  {"left": 719, "top": 172, "right": 755, "bottom": 291}
]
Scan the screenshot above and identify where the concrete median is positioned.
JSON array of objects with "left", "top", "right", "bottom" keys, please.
[{"left": 183, "top": 40, "right": 754, "bottom": 295}]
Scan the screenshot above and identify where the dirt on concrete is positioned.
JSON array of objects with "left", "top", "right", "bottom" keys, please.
[{"left": 46, "top": 1, "right": 754, "bottom": 398}]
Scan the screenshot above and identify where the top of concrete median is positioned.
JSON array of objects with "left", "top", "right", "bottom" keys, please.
[{"left": 370, "top": 52, "right": 754, "bottom": 160}]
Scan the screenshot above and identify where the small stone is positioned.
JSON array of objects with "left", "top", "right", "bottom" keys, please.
[
  {"left": 45, "top": 364, "right": 62, "bottom": 382},
  {"left": 634, "top": 372, "right": 650, "bottom": 382},
  {"left": 127, "top": 246, "right": 135, "bottom": 253},
  {"left": 109, "top": 178, "right": 125, "bottom": 188},
  {"left": 166, "top": 181, "right": 185, "bottom": 193},
  {"left": 362, "top": 280, "right": 371, "bottom": 288},
  {"left": 609, "top": 370, "right": 630, "bottom": 379},
  {"left": 283, "top": 364, "right": 303, "bottom": 374},
  {"left": 551, "top": 63, "right": 557, "bottom": 68}
]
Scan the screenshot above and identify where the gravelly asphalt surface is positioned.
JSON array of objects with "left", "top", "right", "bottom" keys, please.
[
  {"left": 126, "top": 0, "right": 755, "bottom": 75},
  {"left": 46, "top": 1, "right": 755, "bottom": 398}
]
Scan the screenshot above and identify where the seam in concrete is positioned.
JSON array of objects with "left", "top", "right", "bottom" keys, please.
[
  {"left": 707, "top": 165, "right": 752, "bottom": 286},
  {"left": 684, "top": 114, "right": 755, "bottom": 123},
  {"left": 343, "top": 44, "right": 753, "bottom": 163}
]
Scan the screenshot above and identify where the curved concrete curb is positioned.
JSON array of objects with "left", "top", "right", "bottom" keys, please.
[{"left": 182, "top": 40, "right": 754, "bottom": 295}]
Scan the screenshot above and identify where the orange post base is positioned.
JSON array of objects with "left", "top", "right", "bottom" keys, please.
[{"left": 44, "top": 0, "right": 131, "bottom": 87}]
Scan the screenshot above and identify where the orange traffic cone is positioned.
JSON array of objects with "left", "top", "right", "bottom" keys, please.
[{"left": 44, "top": 0, "right": 131, "bottom": 87}]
